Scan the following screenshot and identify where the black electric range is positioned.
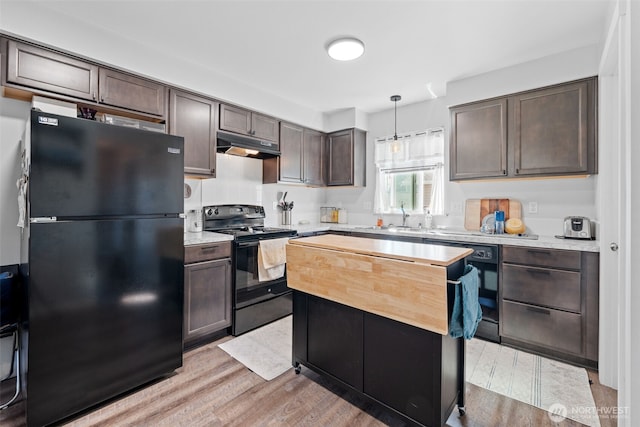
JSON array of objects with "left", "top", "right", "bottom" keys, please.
[{"left": 203, "top": 205, "right": 296, "bottom": 335}]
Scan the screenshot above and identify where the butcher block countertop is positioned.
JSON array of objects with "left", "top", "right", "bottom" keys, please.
[
  {"left": 288, "top": 234, "right": 472, "bottom": 266},
  {"left": 286, "top": 235, "right": 473, "bottom": 335}
]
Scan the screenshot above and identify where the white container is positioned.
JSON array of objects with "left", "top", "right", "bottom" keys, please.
[
  {"left": 187, "top": 209, "right": 203, "bottom": 232},
  {"left": 32, "top": 96, "right": 76, "bottom": 117},
  {"left": 423, "top": 209, "right": 433, "bottom": 229},
  {"left": 338, "top": 209, "right": 348, "bottom": 224}
]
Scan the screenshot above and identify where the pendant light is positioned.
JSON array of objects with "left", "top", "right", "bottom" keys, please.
[{"left": 390, "top": 95, "right": 401, "bottom": 153}]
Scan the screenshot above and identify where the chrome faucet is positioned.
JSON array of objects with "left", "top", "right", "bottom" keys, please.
[{"left": 401, "top": 202, "right": 410, "bottom": 227}]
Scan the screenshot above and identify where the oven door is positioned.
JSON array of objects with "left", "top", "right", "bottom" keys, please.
[{"left": 234, "top": 240, "right": 290, "bottom": 308}]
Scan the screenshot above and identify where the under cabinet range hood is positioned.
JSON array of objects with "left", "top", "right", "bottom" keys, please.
[{"left": 216, "top": 130, "right": 280, "bottom": 159}]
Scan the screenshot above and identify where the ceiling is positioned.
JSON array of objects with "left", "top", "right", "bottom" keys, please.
[{"left": 14, "top": 0, "right": 612, "bottom": 113}]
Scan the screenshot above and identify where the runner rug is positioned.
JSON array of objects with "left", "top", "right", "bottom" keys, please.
[
  {"left": 218, "top": 315, "right": 292, "bottom": 381},
  {"left": 466, "top": 338, "right": 600, "bottom": 427}
]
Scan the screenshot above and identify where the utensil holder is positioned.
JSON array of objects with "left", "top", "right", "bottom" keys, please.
[{"left": 282, "top": 211, "right": 291, "bottom": 226}]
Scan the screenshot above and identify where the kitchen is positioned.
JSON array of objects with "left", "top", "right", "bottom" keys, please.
[{"left": 0, "top": 1, "right": 638, "bottom": 426}]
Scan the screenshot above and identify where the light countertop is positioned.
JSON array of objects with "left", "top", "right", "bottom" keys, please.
[
  {"left": 184, "top": 231, "right": 234, "bottom": 246},
  {"left": 289, "top": 234, "right": 473, "bottom": 266},
  {"left": 286, "top": 223, "right": 600, "bottom": 253}
]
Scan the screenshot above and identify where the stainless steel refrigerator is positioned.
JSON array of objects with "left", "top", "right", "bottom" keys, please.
[{"left": 19, "top": 110, "right": 185, "bottom": 427}]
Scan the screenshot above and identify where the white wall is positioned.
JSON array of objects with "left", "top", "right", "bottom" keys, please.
[
  {"left": 628, "top": 0, "right": 640, "bottom": 422},
  {"left": 198, "top": 155, "right": 326, "bottom": 228},
  {"left": 326, "top": 45, "right": 601, "bottom": 237},
  {"left": 323, "top": 107, "right": 369, "bottom": 132},
  {"left": 0, "top": 97, "right": 30, "bottom": 265},
  {"left": 0, "top": 1, "right": 325, "bottom": 130}
]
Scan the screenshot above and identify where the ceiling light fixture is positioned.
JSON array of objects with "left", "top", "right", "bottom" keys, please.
[
  {"left": 391, "top": 95, "right": 401, "bottom": 153},
  {"left": 327, "top": 37, "right": 365, "bottom": 61}
]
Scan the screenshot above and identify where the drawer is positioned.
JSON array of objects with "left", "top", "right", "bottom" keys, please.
[
  {"left": 184, "top": 242, "right": 231, "bottom": 264},
  {"left": 502, "top": 300, "right": 582, "bottom": 355},
  {"left": 502, "top": 264, "right": 581, "bottom": 313},
  {"left": 502, "top": 245, "right": 581, "bottom": 270}
]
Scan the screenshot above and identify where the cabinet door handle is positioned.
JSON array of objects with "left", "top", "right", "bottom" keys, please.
[
  {"left": 502, "top": 169, "right": 507, "bottom": 175},
  {"left": 100, "top": 96, "right": 104, "bottom": 103},
  {"left": 92, "top": 92, "right": 96, "bottom": 101},
  {"left": 515, "top": 168, "right": 520, "bottom": 174},
  {"left": 526, "top": 306, "right": 551, "bottom": 315}
]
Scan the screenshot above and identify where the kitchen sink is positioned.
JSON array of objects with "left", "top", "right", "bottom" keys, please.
[{"left": 352, "top": 226, "right": 538, "bottom": 240}]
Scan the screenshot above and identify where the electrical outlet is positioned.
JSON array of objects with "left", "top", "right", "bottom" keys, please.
[
  {"left": 528, "top": 201, "right": 538, "bottom": 214},
  {"left": 451, "top": 202, "right": 463, "bottom": 214},
  {"left": 272, "top": 201, "right": 278, "bottom": 211}
]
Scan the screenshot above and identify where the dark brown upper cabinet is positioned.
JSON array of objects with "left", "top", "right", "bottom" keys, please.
[
  {"left": 511, "top": 79, "right": 596, "bottom": 176},
  {"left": 98, "top": 68, "right": 167, "bottom": 117},
  {"left": 449, "top": 77, "right": 597, "bottom": 181},
  {"left": 303, "top": 128, "right": 325, "bottom": 186},
  {"left": 4, "top": 39, "right": 167, "bottom": 118},
  {"left": 219, "top": 103, "right": 279, "bottom": 143},
  {"left": 263, "top": 123, "right": 324, "bottom": 186},
  {"left": 326, "top": 128, "right": 366, "bottom": 187},
  {"left": 169, "top": 90, "right": 218, "bottom": 176},
  {"left": 278, "top": 122, "right": 304, "bottom": 182},
  {"left": 450, "top": 98, "right": 508, "bottom": 180},
  {"left": 6, "top": 40, "right": 98, "bottom": 101}
]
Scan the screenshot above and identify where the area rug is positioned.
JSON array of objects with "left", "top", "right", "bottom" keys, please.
[
  {"left": 466, "top": 338, "right": 600, "bottom": 427},
  {"left": 218, "top": 316, "right": 292, "bottom": 381}
]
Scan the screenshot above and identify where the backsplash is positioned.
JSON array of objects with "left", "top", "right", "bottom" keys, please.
[{"left": 198, "top": 154, "right": 327, "bottom": 228}]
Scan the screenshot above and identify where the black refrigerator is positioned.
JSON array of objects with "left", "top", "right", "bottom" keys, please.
[{"left": 19, "top": 110, "right": 185, "bottom": 427}]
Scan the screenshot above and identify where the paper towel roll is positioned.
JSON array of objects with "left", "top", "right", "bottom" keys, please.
[{"left": 338, "top": 209, "right": 348, "bottom": 224}]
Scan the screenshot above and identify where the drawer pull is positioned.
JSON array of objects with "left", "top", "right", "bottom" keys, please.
[
  {"left": 526, "top": 268, "right": 550, "bottom": 276},
  {"left": 527, "top": 249, "right": 551, "bottom": 255},
  {"left": 526, "top": 306, "right": 551, "bottom": 315},
  {"left": 200, "top": 247, "right": 220, "bottom": 253}
]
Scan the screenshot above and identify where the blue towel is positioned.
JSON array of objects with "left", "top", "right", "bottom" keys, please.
[{"left": 449, "top": 264, "right": 482, "bottom": 340}]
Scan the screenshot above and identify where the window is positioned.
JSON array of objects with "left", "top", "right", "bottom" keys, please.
[{"left": 374, "top": 128, "right": 445, "bottom": 215}]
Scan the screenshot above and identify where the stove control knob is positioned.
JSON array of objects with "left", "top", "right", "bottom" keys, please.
[
  {"left": 206, "top": 208, "right": 213, "bottom": 217},
  {"left": 214, "top": 208, "right": 219, "bottom": 215}
]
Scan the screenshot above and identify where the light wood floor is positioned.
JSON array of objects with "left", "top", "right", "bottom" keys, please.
[{"left": 0, "top": 336, "right": 617, "bottom": 427}]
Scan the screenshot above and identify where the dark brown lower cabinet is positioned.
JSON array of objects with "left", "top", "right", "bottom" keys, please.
[
  {"left": 294, "top": 291, "right": 464, "bottom": 427},
  {"left": 500, "top": 246, "right": 599, "bottom": 368},
  {"left": 184, "top": 242, "right": 232, "bottom": 347}
]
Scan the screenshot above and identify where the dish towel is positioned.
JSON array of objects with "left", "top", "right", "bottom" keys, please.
[
  {"left": 257, "top": 238, "right": 290, "bottom": 282},
  {"left": 449, "top": 264, "right": 482, "bottom": 339}
]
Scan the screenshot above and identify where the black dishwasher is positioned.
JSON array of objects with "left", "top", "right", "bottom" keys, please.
[{"left": 425, "top": 239, "right": 500, "bottom": 343}]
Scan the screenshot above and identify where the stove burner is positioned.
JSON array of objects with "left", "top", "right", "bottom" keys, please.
[{"left": 202, "top": 204, "right": 296, "bottom": 240}]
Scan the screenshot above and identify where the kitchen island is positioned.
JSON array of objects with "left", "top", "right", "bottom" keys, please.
[{"left": 286, "top": 235, "right": 474, "bottom": 427}]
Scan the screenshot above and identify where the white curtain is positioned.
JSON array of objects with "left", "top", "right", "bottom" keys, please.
[
  {"left": 373, "top": 166, "right": 387, "bottom": 214},
  {"left": 429, "top": 163, "right": 445, "bottom": 215},
  {"left": 375, "top": 128, "right": 445, "bottom": 214}
]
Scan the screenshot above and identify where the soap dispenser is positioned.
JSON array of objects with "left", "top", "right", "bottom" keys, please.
[{"left": 424, "top": 207, "right": 433, "bottom": 229}]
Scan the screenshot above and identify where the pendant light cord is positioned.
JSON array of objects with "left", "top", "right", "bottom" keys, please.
[
  {"left": 394, "top": 101, "right": 397, "bottom": 139},
  {"left": 390, "top": 95, "right": 401, "bottom": 140}
]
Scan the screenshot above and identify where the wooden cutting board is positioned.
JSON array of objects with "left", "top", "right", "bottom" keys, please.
[{"left": 464, "top": 199, "right": 522, "bottom": 231}]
